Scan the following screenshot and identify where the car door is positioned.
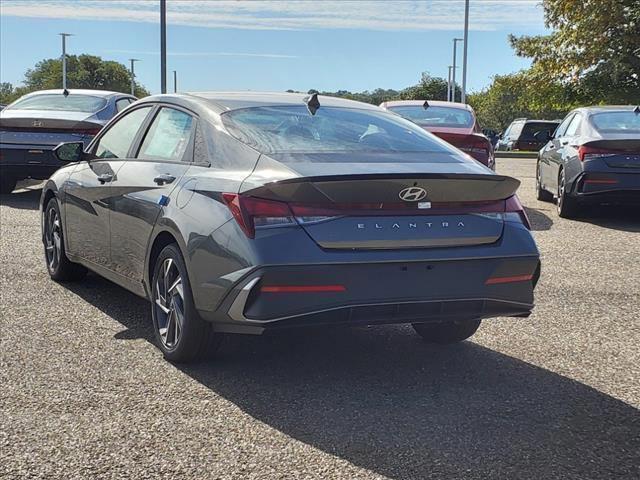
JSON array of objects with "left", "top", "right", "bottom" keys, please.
[
  {"left": 64, "top": 105, "right": 154, "bottom": 267},
  {"left": 109, "top": 105, "right": 196, "bottom": 281},
  {"left": 549, "top": 113, "right": 582, "bottom": 189},
  {"left": 540, "top": 113, "right": 573, "bottom": 188}
]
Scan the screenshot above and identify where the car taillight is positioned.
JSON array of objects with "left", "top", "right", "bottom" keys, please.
[
  {"left": 222, "top": 194, "right": 295, "bottom": 238},
  {"left": 577, "top": 145, "right": 616, "bottom": 162},
  {"left": 505, "top": 194, "right": 531, "bottom": 230}
]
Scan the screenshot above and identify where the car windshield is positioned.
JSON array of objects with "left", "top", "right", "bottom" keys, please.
[
  {"left": 387, "top": 105, "right": 474, "bottom": 128},
  {"left": 591, "top": 111, "right": 640, "bottom": 133},
  {"left": 8, "top": 94, "right": 108, "bottom": 113},
  {"left": 222, "top": 106, "right": 454, "bottom": 154}
]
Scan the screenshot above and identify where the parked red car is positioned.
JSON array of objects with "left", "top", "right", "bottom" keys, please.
[{"left": 380, "top": 100, "right": 495, "bottom": 170}]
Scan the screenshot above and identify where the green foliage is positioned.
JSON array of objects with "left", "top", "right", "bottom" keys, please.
[
  {"left": 0, "top": 55, "right": 149, "bottom": 105},
  {"left": 509, "top": 0, "right": 640, "bottom": 104}
]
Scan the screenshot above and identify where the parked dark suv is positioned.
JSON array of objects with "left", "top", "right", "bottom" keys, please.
[{"left": 496, "top": 119, "right": 560, "bottom": 152}]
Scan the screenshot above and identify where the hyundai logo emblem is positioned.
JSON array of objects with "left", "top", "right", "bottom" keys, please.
[{"left": 399, "top": 187, "right": 427, "bottom": 202}]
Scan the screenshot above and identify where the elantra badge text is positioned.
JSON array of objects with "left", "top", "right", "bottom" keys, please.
[{"left": 357, "top": 221, "right": 465, "bottom": 229}]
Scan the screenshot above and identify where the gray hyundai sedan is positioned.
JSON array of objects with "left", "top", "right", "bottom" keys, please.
[{"left": 41, "top": 92, "right": 540, "bottom": 362}]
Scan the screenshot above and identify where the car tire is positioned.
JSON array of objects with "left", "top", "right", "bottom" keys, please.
[
  {"left": 43, "top": 197, "right": 88, "bottom": 281},
  {"left": 556, "top": 168, "right": 578, "bottom": 218},
  {"left": 535, "top": 161, "right": 553, "bottom": 202},
  {"left": 151, "top": 243, "right": 221, "bottom": 363},
  {"left": 412, "top": 319, "right": 481, "bottom": 344},
  {"left": 0, "top": 175, "right": 17, "bottom": 194}
]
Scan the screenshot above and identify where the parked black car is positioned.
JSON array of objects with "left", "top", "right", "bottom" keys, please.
[
  {"left": 41, "top": 92, "right": 540, "bottom": 363},
  {"left": 536, "top": 106, "right": 640, "bottom": 217},
  {"left": 0, "top": 89, "right": 136, "bottom": 193},
  {"left": 496, "top": 119, "right": 560, "bottom": 152}
]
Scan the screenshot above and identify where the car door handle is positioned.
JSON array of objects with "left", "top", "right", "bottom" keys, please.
[
  {"left": 153, "top": 174, "right": 176, "bottom": 186},
  {"left": 560, "top": 140, "right": 569, "bottom": 146},
  {"left": 97, "top": 173, "right": 113, "bottom": 184}
]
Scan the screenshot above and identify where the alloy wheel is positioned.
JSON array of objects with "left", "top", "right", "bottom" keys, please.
[
  {"left": 44, "top": 207, "right": 62, "bottom": 272},
  {"left": 154, "top": 258, "right": 185, "bottom": 349}
]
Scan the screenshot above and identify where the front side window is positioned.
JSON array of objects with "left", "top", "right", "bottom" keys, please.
[
  {"left": 94, "top": 106, "right": 152, "bottom": 159},
  {"left": 222, "top": 106, "right": 454, "bottom": 156},
  {"left": 387, "top": 105, "right": 474, "bottom": 129},
  {"left": 137, "top": 108, "right": 194, "bottom": 162},
  {"left": 8, "top": 94, "right": 108, "bottom": 113}
]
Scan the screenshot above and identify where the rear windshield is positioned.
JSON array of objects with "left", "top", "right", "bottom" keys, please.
[
  {"left": 521, "top": 122, "right": 559, "bottom": 138},
  {"left": 591, "top": 111, "right": 640, "bottom": 133},
  {"left": 387, "top": 105, "right": 474, "bottom": 128},
  {"left": 222, "top": 106, "right": 455, "bottom": 154},
  {"left": 8, "top": 94, "right": 108, "bottom": 113}
]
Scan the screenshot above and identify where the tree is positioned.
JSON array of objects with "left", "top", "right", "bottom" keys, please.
[
  {"left": 509, "top": 0, "right": 640, "bottom": 104},
  {"left": 3, "top": 55, "right": 149, "bottom": 103},
  {"left": 399, "top": 73, "right": 455, "bottom": 102}
]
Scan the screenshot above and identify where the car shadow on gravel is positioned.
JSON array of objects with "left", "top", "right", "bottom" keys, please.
[
  {"left": 0, "top": 185, "right": 42, "bottom": 210},
  {"left": 65, "top": 273, "right": 639, "bottom": 480},
  {"left": 523, "top": 206, "right": 553, "bottom": 231},
  {"left": 572, "top": 205, "right": 640, "bottom": 233}
]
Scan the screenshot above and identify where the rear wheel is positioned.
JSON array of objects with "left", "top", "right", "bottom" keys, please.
[
  {"left": 0, "top": 175, "right": 17, "bottom": 194},
  {"left": 556, "top": 168, "right": 578, "bottom": 218},
  {"left": 412, "top": 319, "right": 481, "bottom": 344},
  {"left": 535, "top": 161, "right": 553, "bottom": 202},
  {"left": 151, "top": 244, "right": 220, "bottom": 363},
  {"left": 43, "top": 197, "right": 87, "bottom": 281}
]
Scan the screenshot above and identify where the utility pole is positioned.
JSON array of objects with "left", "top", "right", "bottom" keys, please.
[
  {"left": 173, "top": 70, "right": 177, "bottom": 93},
  {"left": 59, "top": 33, "right": 73, "bottom": 90},
  {"left": 447, "top": 66, "right": 453, "bottom": 102},
  {"left": 160, "top": 0, "right": 167, "bottom": 93},
  {"left": 451, "top": 38, "right": 463, "bottom": 102},
  {"left": 461, "top": 0, "right": 470, "bottom": 104},
  {"left": 129, "top": 59, "right": 140, "bottom": 96}
]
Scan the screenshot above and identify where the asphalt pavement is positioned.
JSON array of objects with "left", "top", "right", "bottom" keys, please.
[{"left": 1, "top": 157, "right": 638, "bottom": 479}]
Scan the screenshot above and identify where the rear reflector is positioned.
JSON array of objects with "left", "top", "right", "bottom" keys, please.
[
  {"left": 583, "top": 178, "right": 618, "bottom": 185},
  {"left": 485, "top": 274, "right": 533, "bottom": 285},
  {"left": 261, "top": 285, "right": 346, "bottom": 293}
]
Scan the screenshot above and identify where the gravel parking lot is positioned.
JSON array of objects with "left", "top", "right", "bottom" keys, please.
[{"left": 1, "top": 157, "right": 639, "bottom": 480}]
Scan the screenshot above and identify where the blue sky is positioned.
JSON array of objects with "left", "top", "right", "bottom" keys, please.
[{"left": 0, "top": 0, "right": 547, "bottom": 95}]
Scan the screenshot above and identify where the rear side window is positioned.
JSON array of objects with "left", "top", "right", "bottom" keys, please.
[
  {"left": 8, "top": 94, "right": 107, "bottom": 113},
  {"left": 137, "top": 107, "right": 194, "bottom": 162},
  {"left": 116, "top": 98, "right": 132, "bottom": 112},
  {"left": 222, "top": 106, "right": 453, "bottom": 155},
  {"left": 591, "top": 111, "right": 640, "bottom": 133},
  {"left": 94, "top": 106, "right": 152, "bottom": 159},
  {"left": 387, "top": 106, "right": 474, "bottom": 128},
  {"left": 564, "top": 114, "right": 582, "bottom": 137}
]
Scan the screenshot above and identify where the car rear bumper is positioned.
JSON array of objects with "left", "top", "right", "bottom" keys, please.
[
  {"left": 201, "top": 256, "right": 540, "bottom": 334},
  {"left": 573, "top": 171, "right": 640, "bottom": 205}
]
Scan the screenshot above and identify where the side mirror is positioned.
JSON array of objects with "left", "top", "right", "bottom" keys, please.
[{"left": 53, "top": 142, "right": 85, "bottom": 163}]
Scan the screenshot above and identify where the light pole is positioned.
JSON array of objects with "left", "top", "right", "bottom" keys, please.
[
  {"left": 461, "top": 0, "right": 470, "bottom": 104},
  {"left": 160, "top": 0, "right": 167, "bottom": 94},
  {"left": 173, "top": 70, "right": 177, "bottom": 93},
  {"left": 447, "top": 66, "right": 453, "bottom": 102},
  {"left": 129, "top": 59, "right": 140, "bottom": 96},
  {"left": 59, "top": 33, "right": 73, "bottom": 90},
  {"left": 451, "top": 38, "right": 463, "bottom": 102}
]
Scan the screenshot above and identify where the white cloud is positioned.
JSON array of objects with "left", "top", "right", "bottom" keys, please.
[{"left": 1, "top": 0, "right": 545, "bottom": 32}]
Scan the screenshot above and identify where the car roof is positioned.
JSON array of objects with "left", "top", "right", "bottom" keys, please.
[
  {"left": 381, "top": 100, "right": 474, "bottom": 112},
  {"left": 20, "top": 89, "right": 127, "bottom": 98},
  {"left": 572, "top": 105, "right": 639, "bottom": 115},
  {"left": 181, "top": 91, "right": 382, "bottom": 114}
]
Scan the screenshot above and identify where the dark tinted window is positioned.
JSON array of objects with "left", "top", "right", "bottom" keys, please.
[
  {"left": 591, "top": 111, "right": 640, "bottom": 133},
  {"left": 94, "top": 106, "right": 152, "bottom": 159},
  {"left": 521, "top": 122, "right": 559, "bottom": 139},
  {"left": 8, "top": 94, "right": 107, "bottom": 113},
  {"left": 222, "top": 106, "right": 454, "bottom": 155},
  {"left": 138, "top": 108, "right": 194, "bottom": 162},
  {"left": 388, "top": 105, "right": 474, "bottom": 128}
]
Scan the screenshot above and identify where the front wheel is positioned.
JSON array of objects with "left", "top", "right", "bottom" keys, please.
[
  {"left": 151, "top": 244, "right": 220, "bottom": 363},
  {"left": 412, "top": 319, "right": 481, "bottom": 344},
  {"left": 43, "top": 197, "right": 87, "bottom": 281}
]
